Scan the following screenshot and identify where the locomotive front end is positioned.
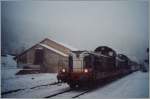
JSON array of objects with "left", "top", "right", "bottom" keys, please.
[
  {"left": 57, "top": 51, "right": 94, "bottom": 88},
  {"left": 68, "top": 51, "right": 95, "bottom": 88}
]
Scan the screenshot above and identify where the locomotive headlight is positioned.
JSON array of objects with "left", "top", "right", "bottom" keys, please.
[
  {"left": 62, "top": 68, "right": 66, "bottom": 73},
  {"left": 84, "top": 69, "right": 88, "bottom": 73}
]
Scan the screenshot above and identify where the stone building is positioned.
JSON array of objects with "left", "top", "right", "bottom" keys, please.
[{"left": 14, "top": 38, "right": 77, "bottom": 73}]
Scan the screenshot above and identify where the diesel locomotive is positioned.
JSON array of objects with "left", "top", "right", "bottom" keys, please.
[{"left": 57, "top": 46, "right": 137, "bottom": 88}]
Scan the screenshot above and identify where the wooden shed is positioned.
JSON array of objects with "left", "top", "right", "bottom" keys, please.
[{"left": 14, "top": 38, "right": 77, "bottom": 73}]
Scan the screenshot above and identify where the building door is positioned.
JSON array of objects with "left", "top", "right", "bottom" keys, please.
[{"left": 34, "top": 49, "right": 44, "bottom": 65}]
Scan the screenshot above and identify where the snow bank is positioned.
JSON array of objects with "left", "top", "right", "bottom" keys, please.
[
  {"left": 1, "top": 55, "right": 17, "bottom": 68},
  {"left": 1, "top": 55, "right": 20, "bottom": 80}
]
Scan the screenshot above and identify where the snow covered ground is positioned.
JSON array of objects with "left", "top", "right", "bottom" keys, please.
[
  {"left": 1, "top": 55, "right": 149, "bottom": 98},
  {"left": 79, "top": 71, "right": 149, "bottom": 98},
  {"left": 2, "top": 73, "right": 58, "bottom": 93},
  {"left": 1, "top": 55, "right": 60, "bottom": 98},
  {"left": 1, "top": 55, "right": 56, "bottom": 92}
]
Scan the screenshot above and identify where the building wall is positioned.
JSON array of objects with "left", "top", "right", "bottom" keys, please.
[
  {"left": 17, "top": 45, "right": 40, "bottom": 64},
  {"left": 17, "top": 44, "right": 69, "bottom": 73},
  {"left": 26, "top": 47, "right": 35, "bottom": 64},
  {"left": 43, "top": 48, "right": 68, "bottom": 72}
]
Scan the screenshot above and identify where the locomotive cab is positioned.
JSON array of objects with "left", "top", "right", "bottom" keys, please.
[
  {"left": 57, "top": 50, "right": 94, "bottom": 87},
  {"left": 69, "top": 51, "right": 91, "bottom": 72}
]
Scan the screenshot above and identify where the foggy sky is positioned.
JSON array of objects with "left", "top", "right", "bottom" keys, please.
[{"left": 1, "top": 1, "right": 149, "bottom": 63}]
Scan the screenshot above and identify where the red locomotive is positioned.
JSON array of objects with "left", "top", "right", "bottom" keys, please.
[{"left": 57, "top": 46, "right": 138, "bottom": 88}]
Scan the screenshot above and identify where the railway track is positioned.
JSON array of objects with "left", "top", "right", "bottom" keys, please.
[
  {"left": 44, "top": 87, "right": 92, "bottom": 98},
  {"left": 2, "top": 81, "right": 59, "bottom": 95},
  {"left": 72, "top": 89, "right": 91, "bottom": 98},
  {"left": 44, "top": 88, "right": 73, "bottom": 98},
  {"left": 30, "top": 81, "right": 59, "bottom": 89},
  {"left": 45, "top": 77, "right": 119, "bottom": 98}
]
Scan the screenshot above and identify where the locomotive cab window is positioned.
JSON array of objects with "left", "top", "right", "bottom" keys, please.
[{"left": 83, "top": 55, "right": 92, "bottom": 68}]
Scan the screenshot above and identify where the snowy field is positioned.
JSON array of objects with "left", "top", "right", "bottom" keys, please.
[{"left": 1, "top": 55, "right": 149, "bottom": 98}]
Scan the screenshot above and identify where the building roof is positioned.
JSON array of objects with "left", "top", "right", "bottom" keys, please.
[
  {"left": 14, "top": 38, "right": 77, "bottom": 59},
  {"left": 39, "top": 43, "right": 68, "bottom": 57},
  {"left": 45, "top": 38, "right": 78, "bottom": 51}
]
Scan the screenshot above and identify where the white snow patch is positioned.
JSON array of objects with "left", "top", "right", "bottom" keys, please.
[
  {"left": 1, "top": 55, "right": 20, "bottom": 80},
  {"left": 1, "top": 54, "right": 17, "bottom": 68}
]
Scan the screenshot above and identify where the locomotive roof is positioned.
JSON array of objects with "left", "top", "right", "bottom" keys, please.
[
  {"left": 94, "top": 46, "right": 117, "bottom": 57},
  {"left": 71, "top": 50, "right": 88, "bottom": 54},
  {"left": 117, "top": 54, "right": 129, "bottom": 60},
  {"left": 91, "top": 52, "right": 115, "bottom": 58},
  {"left": 95, "top": 46, "right": 116, "bottom": 52}
]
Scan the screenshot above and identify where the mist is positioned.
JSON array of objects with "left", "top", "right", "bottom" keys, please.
[{"left": 1, "top": 1, "right": 149, "bottom": 63}]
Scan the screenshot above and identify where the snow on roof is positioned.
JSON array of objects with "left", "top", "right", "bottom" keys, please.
[
  {"left": 39, "top": 43, "right": 68, "bottom": 57},
  {"left": 49, "top": 38, "right": 78, "bottom": 51}
]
